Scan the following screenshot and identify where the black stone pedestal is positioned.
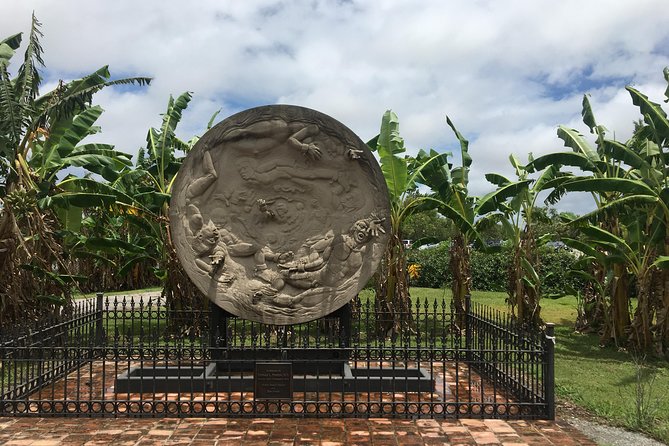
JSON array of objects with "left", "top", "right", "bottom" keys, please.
[{"left": 115, "top": 362, "right": 433, "bottom": 394}]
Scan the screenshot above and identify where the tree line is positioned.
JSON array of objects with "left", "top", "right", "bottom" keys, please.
[{"left": 373, "top": 73, "right": 669, "bottom": 356}]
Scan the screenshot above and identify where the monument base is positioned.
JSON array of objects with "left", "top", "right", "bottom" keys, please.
[
  {"left": 114, "top": 362, "right": 433, "bottom": 394},
  {"left": 212, "top": 348, "right": 350, "bottom": 374}
]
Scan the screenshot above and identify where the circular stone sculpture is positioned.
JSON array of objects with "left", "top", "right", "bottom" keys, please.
[{"left": 170, "top": 105, "right": 390, "bottom": 325}]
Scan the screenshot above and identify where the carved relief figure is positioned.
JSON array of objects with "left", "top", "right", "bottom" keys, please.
[
  {"left": 220, "top": 118, "right": 322, "bottom": 161},
  {"left": 249, "top": 215, "right": 386, "bottom": 318},
  {"left": 278, "top": 215, "right": 385, "bottom": 289}
]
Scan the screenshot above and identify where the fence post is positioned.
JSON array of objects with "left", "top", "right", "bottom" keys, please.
[
  {"left": 464, "top": 294, "right": 472, "bottom": 362},
  {"left": 337, "top": 302, "right": 352, "bottom": 349},
  {"left": 544, "top": 322, "right": 556, "bottom": 420},
  {"left": 209, "top": 301, "right": 229, "bottom": 361},
  {"left": 95, "top": 292, "right": 105, "bottom": 347}
]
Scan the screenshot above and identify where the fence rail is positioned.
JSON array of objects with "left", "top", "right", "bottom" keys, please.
[{"left": 0, "top": 293, "right": 554, "bottom": 419}]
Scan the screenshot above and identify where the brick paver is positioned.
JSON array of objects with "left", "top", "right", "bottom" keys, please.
[
  {"left": 0, "top": 417, "right": 596, "bottom": 445},
  {"left": 17, "top": 359, "right": 523, "bottom": 418}
]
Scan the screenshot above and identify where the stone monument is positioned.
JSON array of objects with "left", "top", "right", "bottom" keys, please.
[{"left": 170, "top": 105, "right": 390, "bottom": 325}]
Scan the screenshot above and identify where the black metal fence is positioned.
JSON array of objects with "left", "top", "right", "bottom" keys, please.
[{"left": 0, "top": 293, "right": 554, "bottom": 419}]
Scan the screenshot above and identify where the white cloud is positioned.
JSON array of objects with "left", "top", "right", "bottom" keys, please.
[{"left": 3, "top": 0, "right": 669, "bottom": 214}]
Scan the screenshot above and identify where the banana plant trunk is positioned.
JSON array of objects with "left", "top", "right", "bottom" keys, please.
[
  {"left": 163, "top": 221, "right": 206, "bottom": 335},
  {"left": 511, "top": 228, "right": 541, "bottom": 328},
  {"left": 449, "top": 233, "right": 470, "bottom": 328},
  {"left": 650, "top": 235, "right": 669, "bottom": 356},
  {"left": 575, "top": 262, "right": 606, "bottom": 333},
  {"left": 661, "top": 266, "right": 669, "bottom": 356},
  {"left": 374, "top": 233, "right": 412, "bottom": 338},
  {"left": 0, "top": 193, "right": 72, "bottom": 325},
  {"left": 658, "top": 236, "right": 669, "bottom": 356},
  {"left": 630, "top": 266, "right": 653, "bottom": 352},
  {"left": 601, "top": 217, "right": 630, "bottom": 348},
  {"left": 609, "top": 263, "right": 631, "bottom": 346},
  {"left": 0, "top": 208, "right": 24, "bottom": 322},
  {"left": 509, "top": 244, "right": 523, "bottom": 322}
]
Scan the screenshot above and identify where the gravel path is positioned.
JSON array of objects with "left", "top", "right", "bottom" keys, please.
[{"left": 565, "top": 417, "right": 666, "bottom": 446}]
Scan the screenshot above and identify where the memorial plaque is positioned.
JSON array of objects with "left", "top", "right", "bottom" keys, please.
[
  {"left": 255, "top": 362, "right": 292, "bottom": 400},
  {"left": 170, "top": 105, "right": 390, "bottom": 325}
]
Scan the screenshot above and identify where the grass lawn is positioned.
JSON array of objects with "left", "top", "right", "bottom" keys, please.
[{"left": 404, "top": 287, "right": 669, "bottom": 443}]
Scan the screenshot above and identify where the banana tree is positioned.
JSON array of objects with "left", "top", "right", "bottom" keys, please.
[
  {"left": 416, "top": 118, "right": 529, "bottom": 326},
  {"left": 97, "top": 92, "right": 213, "bottom": 331},
  {"left": 368, "top": 110, "right": 450, "bottom": 336},
  {"left": 0, "top": 16, "right": 150, "bottom": 322},
  {"left": 482, "top": 156, "right": 564, "bottom": 327},
  {"left": 134, "top": 92, "right": 207, "bottom": 324},
  {"left": 542, "top": 72, "right": 669, "bottom": 353},
  {"left": 52, "top": 92, "right": 214, "bottom": 316},
  {"left": 526, "top": 95, "right": 632, "bottom": 343},
  {"left": 566, "top": 219, "right": 664, "bottom": 352},
  {"left": 438, "top": 118, "right": 476, "bottom": 323}
]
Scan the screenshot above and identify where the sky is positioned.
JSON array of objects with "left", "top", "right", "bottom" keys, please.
[{"left": 3, "top": 0, "right": 669, "bottom": 215}]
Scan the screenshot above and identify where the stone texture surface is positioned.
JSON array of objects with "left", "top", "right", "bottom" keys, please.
[
  {"left": 0, "top": 417, "right": 598, "bottom": 445},
  {"left": 170, "top": 105, "right": 390, "bottom": 324}
]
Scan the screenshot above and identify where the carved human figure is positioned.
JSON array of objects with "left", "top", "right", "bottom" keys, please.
[
  {"left": 252, "top": 285, "right": 333, "bottom": 311},
  {"left": 278, "top": 215, "right": 386, "bottom": 290},
  {"left": 236, "top": 157, "right": 339, "bottom": 186},
  {"left": 220, "top": 119, "right": 322, "bottom": 160},
  {"left": 256, "top": 198, "right": 275, "bottom": 220},
  {"left": 278, "top": 230, "right": 335, "bottom": 274},
  {"left": 189, "top": 220, "right": 227, "bottom": 279},
  {"left": 186, "top": 148, "right": 218, "bottom": 202}
]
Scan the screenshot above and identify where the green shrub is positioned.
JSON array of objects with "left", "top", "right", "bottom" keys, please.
[
  {"left": 471, "top": 250, "right": 508, "bottom": 292},
  {"left": 408, "top": 243, "right": 581, "bottom": 295},
  {"left": 539, "top": 246, "right": 581, "bottom": 296},
  {"left": 407, "top": 242, "right": 451, "bottom": 288}
]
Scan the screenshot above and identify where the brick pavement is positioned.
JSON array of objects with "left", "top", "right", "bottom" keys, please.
[
  {"left": 17, "top": 360, "right": 523, "bottom": 417},
  {"left": 0, "top": 416, "right": 596, "bottom": 445}
]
